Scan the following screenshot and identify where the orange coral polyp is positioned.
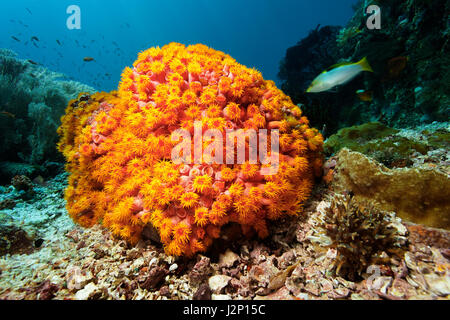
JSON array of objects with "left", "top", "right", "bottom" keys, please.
[
  {"left": 173, "top": 223, "right": 191, "bottom": 244},
  {"left": 182, "top": 90, "right": 198, "bottom": 105},
  {"left": 220, "top": 167, "right": 236, "bottom": 182},
  {"left": 192, "top": 174, "right": 213, "bottom": 194},
  {"left": 200, "top": 89, "right": 216, "bottom": 105},
  {"left": 194, "top": 207, "right": 209, "bottom": 227},
  {"left": 150, "top": 60, "right": 166, "bottom": 74},
  {"left": 224, "top": 102, "right": 241, "bottom": 121},
  {"left": 188, "top": 61, "right": 202, "bottom": 75},
  {"left": 79, "top": 143, "right": 93, "bottom": 157},
  {"left": 169, "top": 59, "right": 186, "bottom": 74},
  {"left": 180, "top": 192, "right": 200, "bottom": 208},
  {"left": 167, "top": 72, "right": 184, "bottom": 86},
  {"left": 240, "top": 162, "right": 259, "bottom": 179},
  {"left": 58, "top": 43, "right": 323, "bottom": 257}
]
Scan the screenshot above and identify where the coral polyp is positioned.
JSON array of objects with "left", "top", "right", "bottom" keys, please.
[{"left": 58, "top": 43, "right": 324, "bottom": 257}]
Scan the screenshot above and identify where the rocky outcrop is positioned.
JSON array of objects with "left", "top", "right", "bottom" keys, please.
[
  {"left": 279, "top": 0, "right": 449, "bottom": 135},
  {"left": 331, "top": 148, "right": 450, "bottom": 229}
]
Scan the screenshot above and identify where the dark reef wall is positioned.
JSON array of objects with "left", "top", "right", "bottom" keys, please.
[
  {"left": 279, "top": 0, "right": 449, "bottom": 136},
  {"left": 278, "top": 25, "right": 341, "bottom": 107}
]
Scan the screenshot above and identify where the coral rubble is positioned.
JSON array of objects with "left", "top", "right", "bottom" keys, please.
[
  {"left": 57, "top": 43, "right": 324, "bottom": 257},
  {"left": 1, "top": 172, "right": 448, "bottom": 300}
]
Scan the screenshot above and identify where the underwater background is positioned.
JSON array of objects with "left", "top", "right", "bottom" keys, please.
[
  {"left": 0, "top": 0, "right": 449, "bottom": 300},
  {"left": 1, "top": 0, "right": 355, "bottom": 91}
]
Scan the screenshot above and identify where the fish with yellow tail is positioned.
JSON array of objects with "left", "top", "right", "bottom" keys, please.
[{"left": 306, "top": 57, "right": 373, "bottom": 93}]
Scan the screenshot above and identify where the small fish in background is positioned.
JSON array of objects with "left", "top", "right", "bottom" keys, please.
[
  {"left": 56, "top": 39, "right": 62, "bottom": 45},
  {"left": 387, "top": 56, "right": 409, "bottom": 78},
  {"left": 356, "top": 89, "right": 373, "bottom": 102},
  {"left": 0, "top": 111, "right": 16, "bottom": 118},
  {"left": 11, "top": 36, "right": 20, "bottom": 42},
  {"left": 83, "top": 57, "right": 95, "bottom": 62},
  {"left": 16, "top": 20, "right": 29, "bottom": 28},
  {"left": 33, "top": 175, "right": 46, "bottom": 186},
  {"left": 31, "top": 36, "right": 39, "bottom": 42},
  {"left": 26, "top": 8, "right": 32, "bottom": 15},
  {"left": 306, "top": 57, "right": 374, "bottom": 93},
  {"left": 27, "top": 59, "right": 38, "bottom": 65},
  {"left": 321, "top": 124, "right": 327, "bottom": 137},
  {"left": 10, "top": 19, "right": 28, "bottom": 28}
]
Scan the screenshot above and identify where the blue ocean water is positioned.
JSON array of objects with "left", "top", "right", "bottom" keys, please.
[{"left": 0, "top": 0, "right": 356, "bottom": 91}]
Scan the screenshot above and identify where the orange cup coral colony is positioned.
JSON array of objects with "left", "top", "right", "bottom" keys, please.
[{"left": 57, "top": 43, "right": 324, "bottom": 257}]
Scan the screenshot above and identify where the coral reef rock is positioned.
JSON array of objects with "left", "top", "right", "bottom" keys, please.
[
  {"left": 279, "top": 0, "right": 450, "bottom": 135},
  {"left": 331, "top": 148, "right": 450, "bottom": 229},
  {"left": 324, "top": 121, "right": 450, "bottom": 169},
  {"left": 0, "top": 48, "right": 95, "bottom": 183},
  {"left": 0, "top": 225, "right": 35, "bottom": 256}
]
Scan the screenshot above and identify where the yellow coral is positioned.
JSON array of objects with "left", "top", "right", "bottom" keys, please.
[
  {"left": 192, "top": 174, "right": 213, "bottom": 194},
  {"left": 179, "top": 192, "right": 199, "bottom": 208},
  {"left": 58, "top": 43, "right": 324, "bottom": 258}
]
